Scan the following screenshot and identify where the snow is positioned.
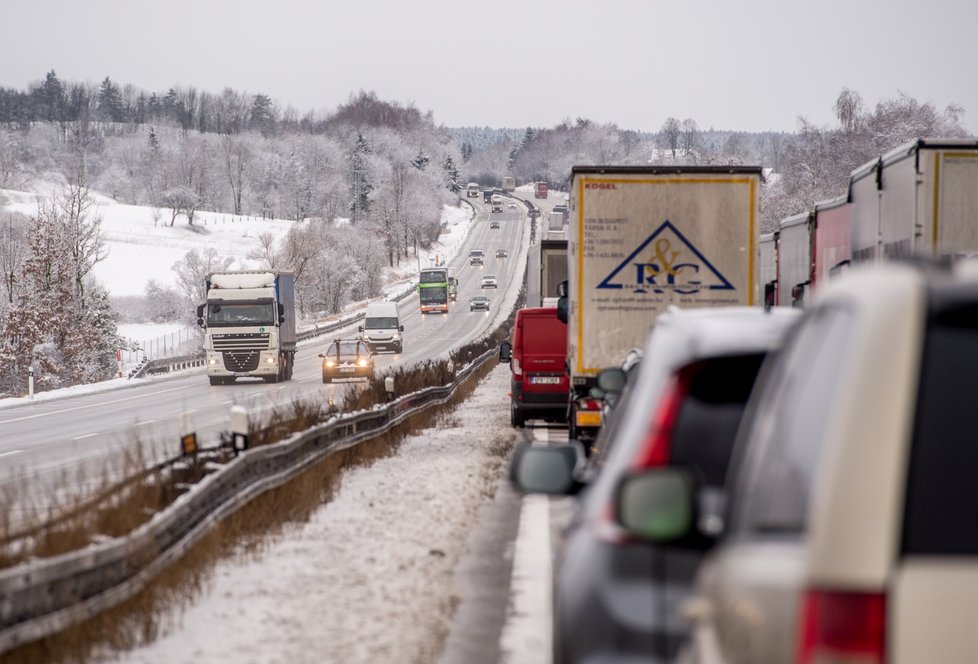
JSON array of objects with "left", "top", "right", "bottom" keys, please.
[
  {"left": 110, "top": 365, "right": 524, "bottom": 664},
  {"left": 0, "top": 186, "right": 474, "bottom": 298}
]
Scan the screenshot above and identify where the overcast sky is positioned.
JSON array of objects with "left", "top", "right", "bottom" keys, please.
[{"left": 4, "top": 0, "right": 976, "bottom": 134}]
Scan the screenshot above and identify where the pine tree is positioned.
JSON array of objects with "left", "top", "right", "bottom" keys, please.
[
  {"left": 442, "top": 156, "right": 460, "bottom": 194},
  {"left": 349, "top": 133, "right": 373, "bottom": 223},
  {"left": 97, "top": 77, "right": 124, "bottom": 123}
]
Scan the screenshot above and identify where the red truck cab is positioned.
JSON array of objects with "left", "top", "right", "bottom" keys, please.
[{"left": 499, "top": 307, "right": 569, "bottom": 427}]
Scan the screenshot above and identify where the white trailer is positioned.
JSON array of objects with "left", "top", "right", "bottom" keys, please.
[
  {"left": 564, "top": 165, "right": 761, "bottom": 440},
  {"left": 850, "top": 139, "right": 978, "bottom": 261}
]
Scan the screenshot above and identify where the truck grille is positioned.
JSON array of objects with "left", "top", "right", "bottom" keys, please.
[
  {"left": 212, "top": 333, "right": 270, "bottom": 351},
  {"left": 223, "top": 351, "right": 261, "bottom": 372}
]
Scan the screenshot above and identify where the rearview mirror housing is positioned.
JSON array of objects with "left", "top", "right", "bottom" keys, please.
[
  {"left": 615, "top": 467, "right": 696, "bottom": 542},
  {"left": 510, "top": 441, "right": 585, "bottom": 495},
  {"left": 499, "top": 341, "right": 512, "bottom": 363}
]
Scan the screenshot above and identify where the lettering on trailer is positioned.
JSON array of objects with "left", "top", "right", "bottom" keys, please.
[{"left": 597, "top": 220, "right": 734, "bottom": 295}]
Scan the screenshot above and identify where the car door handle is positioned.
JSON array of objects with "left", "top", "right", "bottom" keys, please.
[{"left": 681, "top": 596, "right": 714, "bottom": 623}]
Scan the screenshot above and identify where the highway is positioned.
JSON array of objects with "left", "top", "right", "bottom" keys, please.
[{"left": 0, "top": 199, "right": 528, "bottom": 512}]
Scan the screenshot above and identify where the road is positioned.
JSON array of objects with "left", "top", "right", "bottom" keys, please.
[{"left": 0, "top": 200, "right": 528, "bottom": 513}]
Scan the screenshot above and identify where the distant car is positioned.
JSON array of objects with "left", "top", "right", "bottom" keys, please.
[
  {"left": 495, "top": 249, "right": 508, "bottom": 258},
  {"left": 481, "top": 275, "right": 498, "bottom": 289},
  {"left": 469, "top": 295, "right": 490, "bottom": 311},
  {"left": 319, "top": 339, "right": 374, "bottom": 383},
  {"left": 469, "top": 250, "right": 485, "bottom": 266},
  {"left": 508, "top": 202, "right": 516, "bottom": 209},
  {"left": 490, "top": 220, "right": 500, "bottom": 229}
]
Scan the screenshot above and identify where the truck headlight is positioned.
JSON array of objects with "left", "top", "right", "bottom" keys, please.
[
  {"left": 265, "top": 356, "right": 276, "bottom": 364},
  {"left": 208, "top": 358, "right": 218, "bottom": 365}
]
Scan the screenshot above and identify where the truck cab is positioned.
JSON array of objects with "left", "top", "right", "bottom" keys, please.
[
  {"left": 499, "top": 307, "right": 569, "bottom": 427},
  {"left": 359, "top": 301, "right": 403, "bottom": 353}
]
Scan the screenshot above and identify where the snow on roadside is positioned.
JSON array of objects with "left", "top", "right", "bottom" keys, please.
[{"left": 111, "top": 364, "right": 516, "bottom": 664}]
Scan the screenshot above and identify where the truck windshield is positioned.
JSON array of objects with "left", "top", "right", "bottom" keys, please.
[
  {"left": 420, "top": 270, "right": 448, "bottom": 284},
  {"left": 420, "top": 288, "right": 448, "bottom": 305},
  {"left": 364, "top": 317, "right": 398, "bottom": 329},
  {"left": 207, "top": 302, "right": 276, "bottom": 326}
]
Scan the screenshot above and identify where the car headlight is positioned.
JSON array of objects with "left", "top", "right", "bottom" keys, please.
[
  {"left": 357, "top": 359, "right": 369, "bottom": 367},
  {"left": 325, "top": 360, "right": 336, "bottom": 368}
]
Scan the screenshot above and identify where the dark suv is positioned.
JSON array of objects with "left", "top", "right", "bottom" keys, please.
[
  {"left": 511, "top": 306, "right": 799, "bottom": 663},
  {"left": 319, "top": 339, "right": 373, "bottom": 383}
]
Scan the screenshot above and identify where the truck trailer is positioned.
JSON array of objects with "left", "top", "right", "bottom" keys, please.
[
  {"left": 197, "top": 270, "right": 297, "bottom": 385},
  {"left": 561, "top": 165, "right": 761, "bottom": 441},
  {"left": 850, "top": 138, "right": 978, "bottom": 261}
]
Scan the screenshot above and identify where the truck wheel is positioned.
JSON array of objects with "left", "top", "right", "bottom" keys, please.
[
  {"left": 511, "top": 404, "right": 525, "bottom": 428},
  {"left": 396, "top": 342, "right": 403, "bottom": 353}
]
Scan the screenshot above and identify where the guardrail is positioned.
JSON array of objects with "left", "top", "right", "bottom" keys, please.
[{"left": 0, "top": 346, "right": 496, "bottom": 653}]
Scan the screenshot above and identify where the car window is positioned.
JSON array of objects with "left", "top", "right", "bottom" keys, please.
[
  {"left": 902, "top": 298, "right": 978, "bottom": 555},
  {"left": 671, "top": 354, "right": 767, "bottom": 488},
  {"left": 729, "top": 306, "right": 853, "bottom": 537}
]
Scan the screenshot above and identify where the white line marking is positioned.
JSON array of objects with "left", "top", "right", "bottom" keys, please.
[
  {"left": 0, "top": 385, "right": 191, "bottom": 425},
  {"left": 136, "top": 420, "right": 157, "bottom": 426},
  {"left": 0, "top": 449, "right": 23, "bottom": 459},
  {"left": 71, "top": 433, "right": 99, "bottom": 441},
  {"left": 499, "top": 495, "right": 552, "bottom": 663}
]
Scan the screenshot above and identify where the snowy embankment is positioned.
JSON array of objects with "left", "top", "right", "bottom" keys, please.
[{"left": 112, "top": 365, "right": 517, "bottom": 664}]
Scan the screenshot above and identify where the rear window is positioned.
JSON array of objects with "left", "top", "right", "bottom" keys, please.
[
  {"left": 520, "top": 315, "right": 567, "bottom": 355},
  {"left": 671, "top": 354, "right": 766, "bottom": 487},
  {"left": 902, "top": 300, "right": 978, "bottom": 555}
]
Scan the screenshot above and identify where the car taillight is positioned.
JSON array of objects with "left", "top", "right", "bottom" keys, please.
[
  {"left": 512, "top": 357, "right": 522, "bottom": 377},
  {"left": 630, "top": 372, "right": 690, "bottom": 470},
  {"left": 597, "top": 369, "right": 693, "bottom": 545},
  {"left": 798, "top": 589, "right": 886, "bottom": 664}
]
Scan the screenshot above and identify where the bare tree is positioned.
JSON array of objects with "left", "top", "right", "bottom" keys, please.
[
  {"left": 659, "top": 117, "right": 682, "bottom": 158},
  {"left": 680, "top": 118, "right": 699, "bottom": 159}
]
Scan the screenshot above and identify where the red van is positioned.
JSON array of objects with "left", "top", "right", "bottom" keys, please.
[{"left": 499, "top": 307, "right": 569, "bottom": 427}]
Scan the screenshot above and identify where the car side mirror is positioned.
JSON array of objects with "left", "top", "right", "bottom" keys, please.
[
  {"left": 509, "top": 441, "right": 585, "bottom": 495},
  {"left": 399, "top": 325, "right": 404, "bottom": 332},
  {"left": 278, "top": 303, "right": 285, "bottom": 323},
  {"left": 358, "top": 325, "right": 364, "bottom": 332},
  {"left": 318, "top": 353, "right": 325, "bottom": 358},
  {"left": 196, "top": 304, "right": 204, "bottom": 319},
  {"left": 499, "top": 341, "right": 512, "bottom": 363},
  {"left": 615, "top": 467, "right": 696, "bottom": 542},
  {"left": 597, "top": 367, "right": 627, "bottom": 393}
]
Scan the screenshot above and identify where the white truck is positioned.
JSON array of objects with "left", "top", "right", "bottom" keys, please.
[
  {"left": 560, "top": 165, "right": 762, "bottom": 441},
  {"left": 197, "top": 270, "right": 297, "bottom": 385},
  {"left": 491, "top": 195, "right": 503, "bottom": 213}
]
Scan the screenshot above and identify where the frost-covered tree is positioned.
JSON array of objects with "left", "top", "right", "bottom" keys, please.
[
  {"left": 349, "top": 133, "right": 373, "bottom": 224},
  {"left": 172, "top": 248, "right": 234, "bottom": 317},
  {"left": 659, "top": 117, "right": 682, "bottom": 158}
]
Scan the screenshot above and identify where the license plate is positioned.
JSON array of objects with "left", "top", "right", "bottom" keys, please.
[
  {"left": 339, "top": 367, "right": 355, "bottom": 373},
  {"left": 530, "top": 376, "right": 560, "bottom": 384},
  {"left": 576, "top": 411, "right": 602, "bottom": 427}
]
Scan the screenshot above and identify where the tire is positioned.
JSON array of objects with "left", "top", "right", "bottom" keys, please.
[
  {"left": 209, "top": 376, "right": 221, "bottom": 386},
  {"left": 322, "top": 374, "right": 332, "bottom": 384},
  {"left": 511, "top": 403, "right": 525, "bottom": 428},
  {"left": 396, "top": 343, "right": 403, "bottom": 353}
]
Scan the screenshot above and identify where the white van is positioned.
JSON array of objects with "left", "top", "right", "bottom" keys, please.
[{"left": 359, "top": 301, "right": 403, "bottom": 353}]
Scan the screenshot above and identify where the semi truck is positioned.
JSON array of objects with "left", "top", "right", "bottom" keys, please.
[
  {"left": 560, "top": 165, "right": 762, "bottom": 441},
  {"left": 535, "top": 182, "right": 549, "bottom": 199},
  {"left": 197, "top": 270, "right": 297, "bottom": 385},
  {"left": 501, "top": 176, "right": 516, "bottom": 192}
]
